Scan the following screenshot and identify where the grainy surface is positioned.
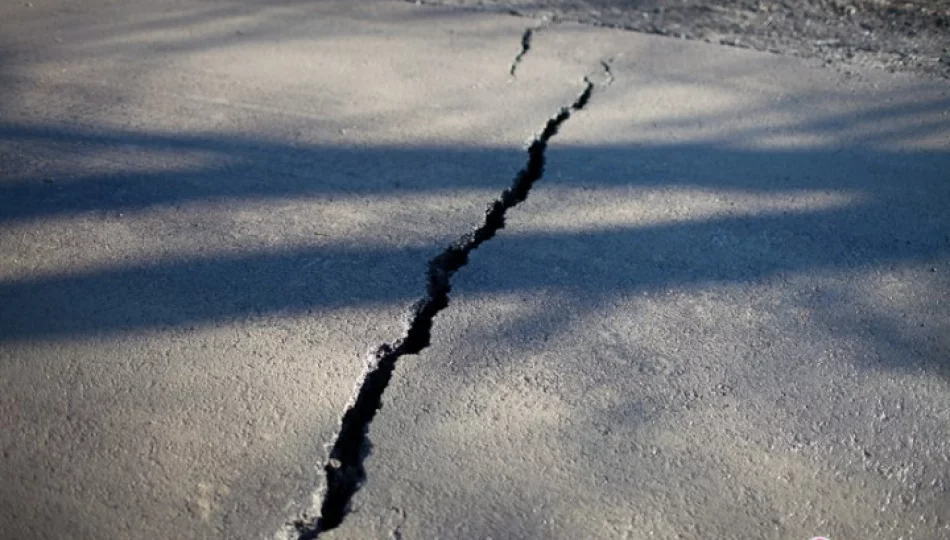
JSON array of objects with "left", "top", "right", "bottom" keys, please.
[
  {"left": 329, "top": 15, "right": 950, "bottom": 540},
  {"left": 1, "top": 1, "right": 948, "bottom": 539},
  {"left": 418, "top": 0, "right": 950, "bottom": 78},
  {"left": 0, "top": 2, "right": 586, "bottom": 538}
]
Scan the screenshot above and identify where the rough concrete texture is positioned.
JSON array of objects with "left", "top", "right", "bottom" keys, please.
[
  {"left": 326, "top": 21, "right": 950, "bottom": 540},
  {"left": 0, "top": 2, "right": 592, "bottom": 538},
  {"left": 418, "top": 0, "right": 950, "bottom": 79},
  {"left": 1, "top": 1, "right": 948, "bottom": 540}
]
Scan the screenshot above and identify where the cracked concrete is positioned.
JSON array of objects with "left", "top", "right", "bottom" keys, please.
[
  {"left": 0, "top": 2, "right": 588, "bottom": 538},
  {"left": 509, "top": 28, "right": 536, "bottom": 77},
  {"left": 292, "top": 76, "right": 598, "bottom": 539},
  {"left": 319, "top": 16, "right": 950, "bottom": 540},
  {"left": 2, "top": 1, "right": 948, "bottom": 540}
]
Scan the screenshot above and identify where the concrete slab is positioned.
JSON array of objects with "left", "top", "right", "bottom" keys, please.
[
  {"left": 329, "top": 21, "right": 950, "bottom": 540},
  {"left": 0, "top": 2, "right": 595, "bottom": 538}
]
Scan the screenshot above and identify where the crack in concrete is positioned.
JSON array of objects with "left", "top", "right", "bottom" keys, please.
[
  {"left": 509, "top": 27, "right": 534, "bottom": 76},
  {"left": 288, "top": 77, "right": 597, "bottom": 539},
  {"left": 600, "top": 59, "right": 615, "bottom": 86}
]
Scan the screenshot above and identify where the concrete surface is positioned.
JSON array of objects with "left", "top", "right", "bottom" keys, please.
[
  {"left": 321, "top": 18, "right": 950, "bottom": 540},
  {"left": 0, "top": 1, "right": 589, "bottom": 538},
  {"left": 1, "top": 1, "right": 948, "bottom": 540},
  {"left": 417, "top": 0, "right": 950, "bottom": 79}
]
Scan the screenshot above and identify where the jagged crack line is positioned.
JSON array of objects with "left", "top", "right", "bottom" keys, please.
[
  {"left": 292, "top": 78, "right": 595, "bottom": 539},
  {"left": 600, "top": 60, "right": 615, "bottom": 86},
  {"left": 509, "top": 28, "right": 534, "bottom": 76}
]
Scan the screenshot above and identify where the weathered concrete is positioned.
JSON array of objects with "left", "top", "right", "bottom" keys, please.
[
  {"left": 0, "top": 2, "right": 593, "bottom": 538},
  {"left": 2, "top": 2, "right": 948, "bottom": 540},
  {"left": 327, "top": 21, "right": 950, "bottom": 540}
]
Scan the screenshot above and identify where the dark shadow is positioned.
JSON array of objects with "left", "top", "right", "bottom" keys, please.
[
  {"left": 0, "top": 123, "right": 524, "bottom": 225},
  {"left": 0, "top": 6, "right": 948, "bottom": 537},
  {"left": 1, "top": 118, "right": 948, "bottom": 380}
]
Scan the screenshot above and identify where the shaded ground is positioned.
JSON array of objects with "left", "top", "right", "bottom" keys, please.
[
  {"left": 1, "top": 1, "right": 948, "bottom": 538},
  {"left": 419, "top": 0, "right": 950, "bottom": 78}
]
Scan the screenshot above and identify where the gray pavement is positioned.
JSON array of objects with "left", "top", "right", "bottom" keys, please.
[{"left": 1, "top": 1, "right": 948, "bottom": 540}]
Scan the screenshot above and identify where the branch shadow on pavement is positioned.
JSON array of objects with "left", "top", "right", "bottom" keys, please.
[
  {"left": 2, "top": 120, "right": 947, "bottom": 378},
  {"left": 1, "top": 51, "right": 948, "bottom": 539}
]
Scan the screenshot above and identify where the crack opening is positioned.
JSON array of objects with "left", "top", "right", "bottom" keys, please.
[
  {"left": 290, "top": 76, "right": 597, "bottom": 539},
  {"left": 600, "top": 59, "right": 615, "bottom": 86},
  {"left": 509, "top": 28, "right": 534, "bottom": 76}
]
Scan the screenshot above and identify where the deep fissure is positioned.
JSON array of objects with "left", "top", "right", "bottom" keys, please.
[
  {"left": 292, "top": 78, "right": 596, "bottom": 539},
  {"left": 509, "top": 27, "right": 534, "bottom": 75},
  {"left": 600, "top": 60, "right": 614, "bottom": 85}
]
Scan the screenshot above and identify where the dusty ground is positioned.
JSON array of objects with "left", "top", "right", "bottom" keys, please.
[{"left": 418, "top": 0, "right": 950, "bottom": 78}]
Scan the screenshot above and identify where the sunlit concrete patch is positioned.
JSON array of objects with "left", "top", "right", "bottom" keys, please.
[
  {"left": 0, "top": 319, "right": 373, "bottom": 536},
  {"left": 0, "top": 181, "right": 508, "bottom": 281},
  {"left": 0, "top": 2, "right": 590, "bottom": 147},
  {"left": 525, "top": 23, "right": 949, "bottom": 153},
  {"left": 341, "top": 261, "right": 950, "bottom": 539},
  {"left": 504, "top": 186, "right": 865, "bottom": 233}
]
